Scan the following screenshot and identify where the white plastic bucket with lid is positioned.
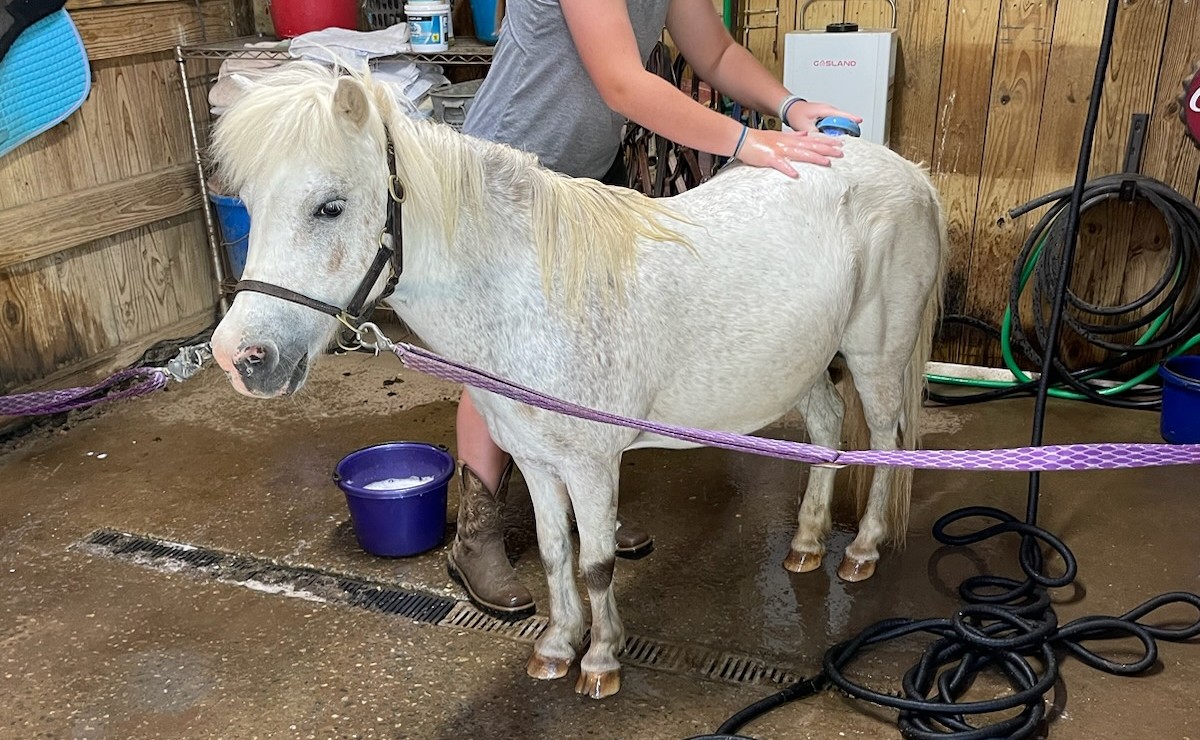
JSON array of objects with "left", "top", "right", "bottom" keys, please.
[{"left": 405, "top": 2, "right": 450, "bottom": 52}]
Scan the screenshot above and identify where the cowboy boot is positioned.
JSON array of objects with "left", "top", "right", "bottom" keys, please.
[
  {"left": 447, "top": 461, "right": 536, "bottom": 620},
  {"left": 615, "top": 518, "right": 654, "bottom": 559},
  {"left": 567, "top": 513, "right": 654, "bottom": 559}
]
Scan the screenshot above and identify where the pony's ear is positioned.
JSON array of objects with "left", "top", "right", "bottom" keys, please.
[{"left": 333, "top": 77, "right": 371, "bottom": 129}]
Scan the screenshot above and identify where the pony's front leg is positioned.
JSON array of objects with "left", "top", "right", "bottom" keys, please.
[
  {"left": 567, "top": 458, "right": 625, "bottom": 699},
  {"left": 520, "top": 464, "right": 585, "bottom": 681}
]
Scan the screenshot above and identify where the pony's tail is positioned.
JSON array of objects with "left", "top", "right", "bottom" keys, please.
[
  {"left": 888, "top": 183, "right": 948, "bottom": 546},
  {"left": 838, "top": 363, "right": 871, "bottom": 531}
]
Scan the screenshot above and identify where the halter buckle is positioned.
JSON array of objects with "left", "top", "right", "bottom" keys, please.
[{"left": 388, "top": 175, "right": 406, "bottom": 203}]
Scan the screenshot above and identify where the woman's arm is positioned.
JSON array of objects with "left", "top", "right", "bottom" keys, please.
[
  {"left": 665, "top": 0, "right": 860, "bottom": 133},
  {"left": 560, "top": 0, "right": 847, "bottom": 176}
]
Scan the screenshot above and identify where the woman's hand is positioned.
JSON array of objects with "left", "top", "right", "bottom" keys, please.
[
  {"left": 735, "top": 128, "right": 846, "bottom": 176},
  {"left": 784, "top": 100, "right": 863, "bottom": 135}
]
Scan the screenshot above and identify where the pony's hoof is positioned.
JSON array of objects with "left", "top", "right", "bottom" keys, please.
[
  {"left": 783, "top": 549, "right": 823, "bottom": 573},
  {"left": 527, "top": 653, "right": 571, "bottom": 680},
  {"left": 575, "top": 668, "right": 621, "bottom": 699},
  {"left": 837, "top": 556, "right": 877, "bottom": 582}
]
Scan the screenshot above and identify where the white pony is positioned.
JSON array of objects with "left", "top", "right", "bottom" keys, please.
[{"left": 208, "top": 62, "right": 946, "bottom": 699}]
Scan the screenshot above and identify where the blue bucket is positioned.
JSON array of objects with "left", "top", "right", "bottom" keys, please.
[
  {"left": 334, "top": 442, "right": 456, "bottom": 557},
  {"left": 1158, "top": 356, "right": 1200, "bottom": 444},
  {"left": 208, "top": 192, "right": 250, "bottom": 280},
  {"left": 469, "top": 0, "right": 502, "bottom": 44}
]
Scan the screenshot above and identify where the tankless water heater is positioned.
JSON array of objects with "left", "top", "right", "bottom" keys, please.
[{"left": 782, "top": 19, "right": 897, "bottom": 146}]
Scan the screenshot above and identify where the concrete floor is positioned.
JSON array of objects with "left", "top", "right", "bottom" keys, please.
[{"left": 2, "top": 335, "right": 1199, "bottom": 739}]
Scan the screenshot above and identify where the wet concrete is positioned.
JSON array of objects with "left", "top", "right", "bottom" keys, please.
[{"left": 2, "top": 328, "right": 1199, "bottom": 739}]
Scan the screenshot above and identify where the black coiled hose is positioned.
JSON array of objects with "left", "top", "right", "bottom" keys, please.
[
  {"left": 819, "top": 508, "right": 1200, "bottom": 739},
  {"left": 692, "top": 508, "right": 1200, "bottom": 740}
]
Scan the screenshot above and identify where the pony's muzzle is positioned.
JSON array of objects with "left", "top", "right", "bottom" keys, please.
[
  {"left": 233, "top": 341, "right": 278, "bottom": 380},
  {"left": 222, "top": 339, "right": 308, "bottom": 397}
]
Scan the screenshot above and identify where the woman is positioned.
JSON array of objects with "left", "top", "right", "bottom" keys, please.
[{"left": 450, "top": 0, "right": 861, "bottom": 620}]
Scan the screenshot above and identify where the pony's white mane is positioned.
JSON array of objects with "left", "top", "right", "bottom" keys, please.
[
  {"left": 210, "top": 62, "right": 385, "bottom": 194},
  {"left": 210, "top": 61, "right": 693, "bottom": 307}
]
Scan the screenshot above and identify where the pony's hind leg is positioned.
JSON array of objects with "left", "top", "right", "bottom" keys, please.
[
  {"left": 785, "top": 372, "right": 844, "bottom": 574},
  {"left": 521, "top": 464, "right": 585, "bottom": 681},
  {"left": 565, "top": 458, "right": 625, "bottom": 699},
  {"left": 836, "top": 360, "right": 906, "bottom": 583}
]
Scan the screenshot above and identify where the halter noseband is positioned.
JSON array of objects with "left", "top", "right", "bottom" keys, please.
[{"left": 232, "top": 130, "right": 405, "bottom": 348}]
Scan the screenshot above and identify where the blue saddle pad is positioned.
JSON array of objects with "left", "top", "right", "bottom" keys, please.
[{"left": 0, "top": 9, "right": 90, "bottom": 159}]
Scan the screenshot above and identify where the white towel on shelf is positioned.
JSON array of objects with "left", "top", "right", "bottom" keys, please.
[
  {"left": 288, "top": 26, "right": 411, "bottom": 67},
  {"left": 372, "top": 60, "right": 448, "bottom": 106},
  {"left": 370, "top": 60, "right": 420, "bottom": 89},
  {"left": 244, "top": 39, "right": 289, "bottom": 52}
]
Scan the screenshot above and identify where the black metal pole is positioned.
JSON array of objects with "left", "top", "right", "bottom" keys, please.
[{"left": 1025, "top": 0, "right": 1122, "bottom": 524}]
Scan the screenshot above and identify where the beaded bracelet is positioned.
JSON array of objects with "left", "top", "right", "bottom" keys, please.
[
  {"left": 778, "top": 95, "right": 806, "bottom": 126},
  {"left": 732, "top": 125, "right": 749, "bottom": 158}
]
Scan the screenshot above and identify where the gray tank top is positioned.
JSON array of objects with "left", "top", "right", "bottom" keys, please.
[{"left": 461, "top": 0, "right": 672, "bottom": 180}]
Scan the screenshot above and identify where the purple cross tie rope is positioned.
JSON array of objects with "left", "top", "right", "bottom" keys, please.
[
  {"left": 3, "top": 338, "right": 1197, "bottom": 473},
  {"left": 0, "top": 368, "right": 168, "bottom": 417},
  {"left": 392, "top": 342, "right": 1200, "bottom": 473}
]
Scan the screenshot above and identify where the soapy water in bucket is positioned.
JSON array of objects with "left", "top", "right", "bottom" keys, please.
[{"left": 362, "top": 475, "right": 435, "bottom": 491}]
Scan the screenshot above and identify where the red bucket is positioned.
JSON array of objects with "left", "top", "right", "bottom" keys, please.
[{"left": 270, "top": 0, "right": 359, "bottom": 38}]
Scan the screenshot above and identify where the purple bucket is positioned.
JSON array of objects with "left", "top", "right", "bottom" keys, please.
[{"left": 333, "top": 442, "right": 455, "bottom": 557}]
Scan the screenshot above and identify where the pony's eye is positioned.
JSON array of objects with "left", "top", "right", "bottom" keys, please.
[{"left": 315, "top": 200, "right": 345, "bottom": 219}]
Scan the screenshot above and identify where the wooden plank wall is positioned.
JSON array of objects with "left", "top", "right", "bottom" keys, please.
[
  {"left": 740, "top": 0, "right": 1200, "bottom": 367},
  {"left": 0, "top": 0, "right": 252, "bottom": 424},
  {"left": 2, "top": 0, "right": 1196, "bottom": 417}
]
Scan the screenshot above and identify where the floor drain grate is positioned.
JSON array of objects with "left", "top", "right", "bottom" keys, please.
[
  {"left": 78, "top": 529, "right": 801, "bottom": 688},
  {"left": 78, "top": 528, "right": 455, "bottom": 625},
  {"left": 440, "top": 601, "right": 551, "bottom": 640}
]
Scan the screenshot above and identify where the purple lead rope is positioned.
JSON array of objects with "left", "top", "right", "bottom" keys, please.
[{"left": 392, "top": 342, "right": 1200, "bottom": 472}]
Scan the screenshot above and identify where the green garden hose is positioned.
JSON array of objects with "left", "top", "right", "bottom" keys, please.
[{"left": 926, "top": 173, "right": 1200, "bottom": 410}]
